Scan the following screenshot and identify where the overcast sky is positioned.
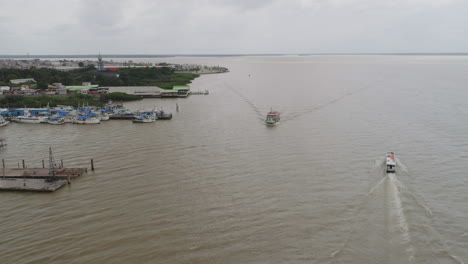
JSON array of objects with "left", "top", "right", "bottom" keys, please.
[{"left": 0, "top": 0, "right": 467, "bottom": 54}]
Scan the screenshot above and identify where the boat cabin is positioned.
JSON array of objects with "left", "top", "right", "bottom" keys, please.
[
  {"left": 265, "top": 111, "right": 280, "bottom": 124},
  {"left": 386, "top": 152, "right": 396, "bottom": 173}
]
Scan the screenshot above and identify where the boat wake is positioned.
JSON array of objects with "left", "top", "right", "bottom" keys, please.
[
  {"left": 329, "top": 158, "right": 463, "bottom": 264},
  {"left": 223, "top": 79, "right": 373, "bottom": 125},
  {"left": 224, "top": 81, "right": 265, "bottom": 122},
  {"left": 281, "top": 84, "right": 372, "bottom": 124}
]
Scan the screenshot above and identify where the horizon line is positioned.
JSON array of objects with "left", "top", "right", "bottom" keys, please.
[{"left": 1, "top": 52, "right": 468, "bottom": 58}]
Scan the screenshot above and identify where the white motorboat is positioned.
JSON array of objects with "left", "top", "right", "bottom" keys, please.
[
  {"left": 132, "top": 112, "right": 156, "bottom": 123},
  {"left": 386, "top": 152, "right": 396, "bottom": 173},
  {"left": 73, "top": 116, "right": 101, "bottom": 124},
  {"left": 0, "top": 116, "right": 9, "bottom": 127},
  {"left": 13, "top": 116, "right": 49, "bottom": 124},
  {"left": 99, "top": 113, "right": 110, "bottom": 121}
]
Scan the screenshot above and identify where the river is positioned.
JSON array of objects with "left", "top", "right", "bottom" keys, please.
[{"left": 1, "top": 55, "right": 467, "bottom": 263}]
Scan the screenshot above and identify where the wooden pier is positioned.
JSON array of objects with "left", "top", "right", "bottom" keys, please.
[
  {"left": 0, "top": 168, "right": 87, "bottom": 192},
  {"left": 0, "top": 148, "right": 91, "bottom": 192}
]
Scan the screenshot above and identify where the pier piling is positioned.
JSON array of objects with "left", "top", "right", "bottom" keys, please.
[
  {"left": 22, "top": 160, "right": 25, "bottom": 168},
  {"left": 2, "top": 159, "right": 4, "bottom": 168},
  {"left": 42, "top": 160, "right": 45, "bottom": 168},
  {"left": 91, "top": 159, "right": 94, "bottom": 171}
]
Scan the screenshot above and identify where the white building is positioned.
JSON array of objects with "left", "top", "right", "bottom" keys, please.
[{"left": 10, "top": 78, "right": 36, "bottom": 84}]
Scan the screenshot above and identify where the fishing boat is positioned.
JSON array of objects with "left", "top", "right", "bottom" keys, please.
[
  {"left": 13, "top": 115, "right": 49, "bottom": 124},
  {"left": 132, "top": 111, "right": 156, "bottom": 123},
  {"left": 47, "top": 116, "right": 65, "bottom": 125},
  {"left": 265, "top": 110, "right": 280, "bottom": 125},
  {"left": 154, "top": 108, "right": 172, "bottom": 120},
  {"left": 73, "top": 116, "right": 101, "bottom": 124},
  {"left": 63, "top": 114, "right": 76, "bottom": 123},
  {"left": 0, "top": 116, "right": 9, "bottom": 127},
  {"left": 99, "top": 113, "right": 110, "bottom": 121},
  {"left": 109, "top": 109, "right": 135, "bottom": 119},
  {"left": 386, "top": 152, "right": 396, "bottom": 173}
]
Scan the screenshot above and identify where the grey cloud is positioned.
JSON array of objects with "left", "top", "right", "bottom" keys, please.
[{"left": 1, "top": 0, "right": 468, "bottom": 54}]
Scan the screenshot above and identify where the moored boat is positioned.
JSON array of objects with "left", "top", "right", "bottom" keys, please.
[
  {"left": 109, "top": 109, "right": 135, "bottom": 119},
  {"left": 99, "top": 113, "right": 110, "bottom": 121},
  {"left": 73, "top": 116, "right": 101, "bottom": 124},
  {"left": 386, "top": 152, "right": 396, "bottom": 173},
  {"left": 265, "top": 110, "right": 280, "bottom": 125},
  {"left": 132, "top": 111, "right": 156, "bottom": 123},
  {"left": 0, "top": 116, "right": 9, "bottom": 127},
  {"left": 48, "top": 116, "right": 65, "bottom": 125},
  {"left": 154, "top": 108, "right": 172, "bottom": 120},
  {"left": 13, "top": 116, "right": 49, "bottom": 124}
]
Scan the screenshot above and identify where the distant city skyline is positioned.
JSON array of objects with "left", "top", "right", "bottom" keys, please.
[{"left": 1, "top": 0, "right": 467, "bottom": 55}]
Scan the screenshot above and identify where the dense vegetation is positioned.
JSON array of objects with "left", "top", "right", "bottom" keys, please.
[
  {"left": 0, "top": 92, "right": 142, "bottom": 108},
  {"left": 0, "top": 94, "right": 104, "bottom": 108},
  {"left": 0, "top": 67, "right": 199, "bottom": 89}
]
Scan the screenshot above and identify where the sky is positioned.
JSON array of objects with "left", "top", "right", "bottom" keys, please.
[{"left": 0, "top": 0, "right": 467, "bottom": 54}]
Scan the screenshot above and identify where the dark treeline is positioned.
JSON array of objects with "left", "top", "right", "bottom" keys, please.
[
  {"left": 0, "top": 67, "right": 199, "bottom": 89},
  {"left": 0, "top": 92, "right": 143, "bottom": 108}
]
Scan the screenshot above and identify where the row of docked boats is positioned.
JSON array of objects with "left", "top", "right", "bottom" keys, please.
[{"left": 0, "top": 105, "right": 173, "bottom": 126}]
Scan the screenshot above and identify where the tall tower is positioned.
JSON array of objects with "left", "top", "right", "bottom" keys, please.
[{"left": 97, "top": 53, "right": 104, "bottom": 71}]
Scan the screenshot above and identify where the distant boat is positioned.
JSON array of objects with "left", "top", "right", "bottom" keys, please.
[
  {"left": 99, "top": 113, "right": 110, "bottom": 121},
  {"left": 132, "top": 114, "right": 155, "bottom": 123},
  {"left": 73, "top": 116, "right": 100, "bottom": 124},
  {"left": 265, "top": 110, "right": 280, "bottom": 125},
  {"left": 386, "top": 152, "right": 396, "bottom": 173},
  {"left": 154, "top": 108, "right": 172, "bottom": 120},
  {"left": 0, "top": 116, "right": 9, "bottom": 127},
  {"left": 47, "top": 116, "right": 65, "bottom": 125},
  {"left": 13, "top": 116, "right": 48, "bottom": 124}
]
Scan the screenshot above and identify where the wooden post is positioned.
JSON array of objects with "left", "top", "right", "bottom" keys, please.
[
  {"left": 61, "top": 160, "right": 64, "bottom": 168},
  {"left": 42, "top": 160, "right": 45, "bottom": 168},
  {"left": 22, "top": 160, "right": 25, "bottom": 168},
  {"left": 91, "top": 159, "right": 94, "bottom": 171},
  {"left": 2, "top": 159, "right": 4, "bottom": 168}
]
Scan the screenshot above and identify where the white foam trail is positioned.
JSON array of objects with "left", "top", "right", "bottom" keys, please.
[
  {"left": 448, "top": 254, "right": 465, "bottom": 264},
  {"left": 368, "top": 176, "right": 386, "bottom": 196},
  {"left": 394, "top": 179, "right": 433, "bottom": 217},
  {"left": 395, "top": 157, "right": 408, "bottom": 172},
  {"left": 387, "top": 173, "right": 415, "bottom": 263}
]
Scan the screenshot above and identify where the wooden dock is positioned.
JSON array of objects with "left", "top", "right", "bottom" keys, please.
[{"left": 0, "top": 168, "right": 87, "bottom": 192}]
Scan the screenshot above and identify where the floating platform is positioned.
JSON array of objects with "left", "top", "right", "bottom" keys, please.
[{"left": 0, "top": 168, "right": 87, "bottom": 192}]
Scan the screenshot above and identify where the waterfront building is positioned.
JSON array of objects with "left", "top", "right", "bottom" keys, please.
[
  {"left": 10, "top": 78, "right": 36, "bottom": 84},
  {"left": 65, "top": 84, "right": 99, "bottom": 94}
]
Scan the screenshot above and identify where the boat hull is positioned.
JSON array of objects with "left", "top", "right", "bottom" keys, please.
[
  {"left": 13, "top": 117, "right": 48, "bottom": 124},
  {"left": 73, "top": 118, "right": 101, "bottom": 124},
  {"left": 0, "top": 121, "right": 10, "bottom": 127},
  {"left": 132, "top": 119, "right": 155, "bottom": 123}
]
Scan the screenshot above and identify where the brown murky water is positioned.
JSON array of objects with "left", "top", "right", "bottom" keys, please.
[{"left": 1, "top": 56, "right": 467, "bottom": 263}]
